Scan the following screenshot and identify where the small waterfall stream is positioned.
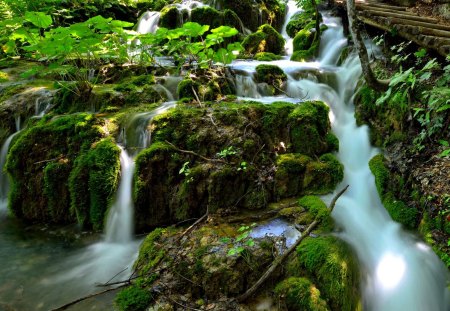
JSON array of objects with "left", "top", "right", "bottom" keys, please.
[
  {"left": 230, "top": 1, "right": 450, "bottom": 309},
  {"left": 0, "top": 117, "right": 21, "bottom": 214}
]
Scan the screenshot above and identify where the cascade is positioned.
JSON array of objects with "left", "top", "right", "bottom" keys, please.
[
  {"left": 136, "top": 11, "right": 160, "bottom": 34},
  {"left": 230, "top": 1, "right": 450, "bottom": 310},
  {"left": 105, "top": 102, "right": 175, "bottom": 243}
]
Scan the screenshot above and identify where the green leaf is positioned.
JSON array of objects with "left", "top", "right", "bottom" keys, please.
[
  {"left": 25, "top": 11, "right": 53, "bottom": 28},
  {"left": 236, "top": 232, "right": 249, "bottom": 242},
  {"left": 210, "top": 26, "right": 238, "bottom": 38},
  {"left": 227, "top": 248, "right": 238, "bottom": 256},
  {"left": 220, "top": 237, "right": 231, "bottom": 243},
  {"left": 245, "top": 239, "right": 255, "bottom": 247},
  {"left": 414, "top": 48, "right": 426, "bottom": 58}
]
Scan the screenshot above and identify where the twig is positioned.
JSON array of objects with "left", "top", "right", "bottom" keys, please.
[
  {"left": 191, "top": 85, "right": 203, "bottom": 107},
  {"left": 34, "top": 156, "right": 62, "bottom": 165},
  {"left": 102, "top": 267, "right": 129, "bottom": 286},
  {"left": 236, "top": 185, "right": 349, "bottom": 302},
  {"left": 164, "top": 140, "right": 227, "bottom": 164},
  {"left": 49, "top": 285, "right": 127, "bottom": 311},
  {"left": 177, "top": 206, "right": 209, "bottom": 242}
]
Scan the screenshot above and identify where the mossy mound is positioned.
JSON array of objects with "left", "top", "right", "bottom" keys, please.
[
  {"left": 177, "top": 69, "right": 235, "bottom": 101},
  {"left": 286, "top": 10, "right": 316, "bottom": 38},
  {"left": 293, "top": 28, "right": 314, "bottom": 51},
  {"left": 291, "top": 38, "right": 320, "bottom": 62},
  {"left": 255, "top": 52, "right": 283, "bottom": 61},
  {"left": 133, "top": 223, "right": 276, "bottom": 308},
  {"left": 159, "top": 5, "right": 244, "bottom": 32},
  {"left": 255, "top": 64, "right": 287, "bottom": 95},
  {"left": 288, "top": 236, "right": 360, "bottom": 311},
  {"left": 133, "top": 101, "right": 340, "bottom": 231},
  {"left": 369, "top": 154, "right": 418, "bottom": 229},
  {"left": 213, "top": 0, "right": 286, "bottom": 32},
  {"left": 275, "top": 277, "right": 330, "bottom": 311},
  {"left": 5, "top": 114, "right": 120, "bottom": 228},
  {"left": 242, "top": 24, "right": 285, "bottom": 56}
]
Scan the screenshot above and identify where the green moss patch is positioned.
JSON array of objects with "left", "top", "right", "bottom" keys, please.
[
  {"left": 242, "top": 24, "right": 285, "bottom": 55},
  {"left": 291, "top": 236, "right": 360, "bottom": 311}
]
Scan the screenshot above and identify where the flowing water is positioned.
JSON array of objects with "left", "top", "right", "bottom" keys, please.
[
  {"left": 1, "top": 1, "right": 449, "bottom": 310},
  {"left": 230, "top": 1, "right": 450, "bottom": 310}
]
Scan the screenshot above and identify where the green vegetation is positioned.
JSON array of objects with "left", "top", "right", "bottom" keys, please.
[
  {"left": 242, "top": 24, "right": 285, "bottom": 55},
  {"left": 290, "top": 236, "right": 360, "bottom": 311},
  {"left": 5, "top": 113, "right": 119, "bottom": 229},
  {"left": 275, "top": 277, "right": 329, "bottom": 311},
  {"left": 369, "top": 155, "right": 417, "bottom": 229},
  {"left": 115, "top": 285, "right": 152, "bottom": 311}
]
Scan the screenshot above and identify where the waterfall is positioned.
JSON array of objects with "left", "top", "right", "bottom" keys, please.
[
  {"left": 230, "top": 1, "right": 450, "bottom": 309},
  {"left": 0, "top": 132, "right": 19, "bottom": 213},
  {"left": 105, "top": 101, "right": 176, "bottom": 243},
  {"left": 136, "top": 11, "right": 160, "bottom": 34}
]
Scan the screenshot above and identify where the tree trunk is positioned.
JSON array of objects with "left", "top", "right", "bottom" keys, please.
[
  {"left": 346, "top": 0, "right": 389, "bottom": 92},
  {"left": 311, "top": 0, "right": 321, "bottom": 40}
]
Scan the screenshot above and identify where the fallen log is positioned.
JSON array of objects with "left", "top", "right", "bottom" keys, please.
[{"left": 357, "top": 4, "right": 419, "bottom": 17}]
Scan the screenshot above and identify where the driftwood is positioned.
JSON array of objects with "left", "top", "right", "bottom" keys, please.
[
  {"left": 236, "top": 185, "right": 349, "bottom": 302},
  {"left": 48, "top": 285, "right": 127, "bottom": 311}
]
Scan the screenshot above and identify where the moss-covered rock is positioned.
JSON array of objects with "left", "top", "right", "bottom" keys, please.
[
  {"left": 275, "top": 277, "right": 330, "bottom": 311},
  {"left": 5, "top": 114, "right": 120, "bottom": 228},
  {"left": 369, "top": 154, "right": 418, "bottom": 229},
  {"left": 242, "top": 24, "right": 285, "bottom": 55},
  {"left": 115, "top": 285, "right": 152, "bottom": 311},
  {"left": 286, "top": 11, "right": 315, "bottom": 38},
  {"left": 255, "top": 64, "right": 287, "bottom": 95},
  {"left": 69, "top": 138, "right": 121, "bottom": 229},
  {"left": 214, "top": 0, "right": 286, "bottom": 32},
  {"left": 303, "top": 153, "right": 344, "bottom": 194},
  {"left": 133, "top": 101, "right": 341, "bottom": 231},
  {"left": 293, "top": 28, "right": 314, "bottom": 51},
  {"left": 289, "top": 236, "right": 360, "bottom": 311},
  {"left": 159, "top": 5, "right": 180, "bottom": 29},
  {"left": 289, "top": 101, "right": 331, "bottom": 155},
  {"left": 291, "top": 38, "right": 320, "bottom": 62},
  {"left": 255, "top": 52, "right": 283, "bottom": 61},
  {"left": 190, "top": 6, "right": 223, "bottom": 29}
]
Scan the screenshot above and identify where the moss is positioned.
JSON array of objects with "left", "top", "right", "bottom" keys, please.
[
  {"left": 286, "top": 10, "right": 316, "bottom": 38},
  {"left": 291, "top": 236, "right": 360, "bottom": 311},
  {"left": 255, "top": 52, "right": 283, "bottom": 61},
  {"left": 6, "top": 113, "right": 107, "bottom": 224},
  {"left": 275, "top": 277, "right": 330, "bottom": 311},
  {"left": 275, "top": 153, "right": 311, "bottom": 199},
  {"left": 293, "top": 28, "right": 314, "bottom": 51},
  {"left": 291, "top": 38, "right": 320, "bottom": 62},
  {"left": 177, "top": 78, "right": 200, "bottom": 100},
  {"left": 159, "top": 5, "right": 180, "bottom": 29},
  {"left": 255, "top": 64, "right": 286, "bottom": 94},
  {"left": 325, "top": 132, "right": 339, "bottom": 152},
  {"left": 368, "top": 154, "right": 389, "bottom": 197},
  {"left": 298, "top": 195, "right": 330, "bottom": 224},
  {"left": 369, "top": 155, "right": 418, "bottom": 229},
  {"left": 289, "top": 101, "right": 330, "bottom": 155},
  {"left": 191, "top": 7, "right": 222, "bottom": 28},
  {"left": 134, "top": 228, "right": 166, "bottom": 275},
  {"left": 43, "top": 161, "right": 71, "bottom": 222},
  {"left": 0, "top": 71, "right": 8, "bottom": 82},
  {"left": 115, "top": 285, "right": 152, "bottom": 311},
  {"left": 303, "top": 153, "right": 344, "bottom": 194},
  {"left": 242, "top": 24, "right": 285, "bottom": 55},
  {"left": 69, "top": 138, "right": 121, "bottom": 229}
]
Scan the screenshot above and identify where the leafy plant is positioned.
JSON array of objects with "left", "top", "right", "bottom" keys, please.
[
  {"left": 216, "top": 146, "right": 237, "bottom": 158},
  {"left": 179, "top": 161, "right": 193, "bottom": 183},
  {"left": 221, "top": 223, "right": 256, "bottom": 257}
]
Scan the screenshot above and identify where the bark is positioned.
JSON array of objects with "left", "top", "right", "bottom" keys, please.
[
  {"left": 347, "top": 0, "right": 389, "bottom": 92},
  {"left": 311, "top": 0, "right": 321, "bottom": 40}
]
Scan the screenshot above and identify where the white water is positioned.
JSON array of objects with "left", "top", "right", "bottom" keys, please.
[
  {"left": 231, "top": 1, "right": 450, "bottom": 309},
  {"left": 136, "top": 11, "right": 160, "bottom": 34},
  {"left": 0, "top": 132, "right": 19, "bottom": 214}
]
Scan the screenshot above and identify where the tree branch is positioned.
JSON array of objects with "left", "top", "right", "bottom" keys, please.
[{"left": 164, "top": 140, "right": 227, "bottom": 164}]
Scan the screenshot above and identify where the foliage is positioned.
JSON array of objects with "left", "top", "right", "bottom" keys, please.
[
  {"left": 221, "top": 223, "right": 256, "bottom": 256},
  {"left": 375, "top": 47, "right": 450, "bottom": 151},
  {"left": 115, "top": 285, "right": 152, "bottom": 311}
]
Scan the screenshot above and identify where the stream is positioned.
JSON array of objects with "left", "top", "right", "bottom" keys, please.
[{"left": 0, "top": 1, "right": 449, "bottom": 310}]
